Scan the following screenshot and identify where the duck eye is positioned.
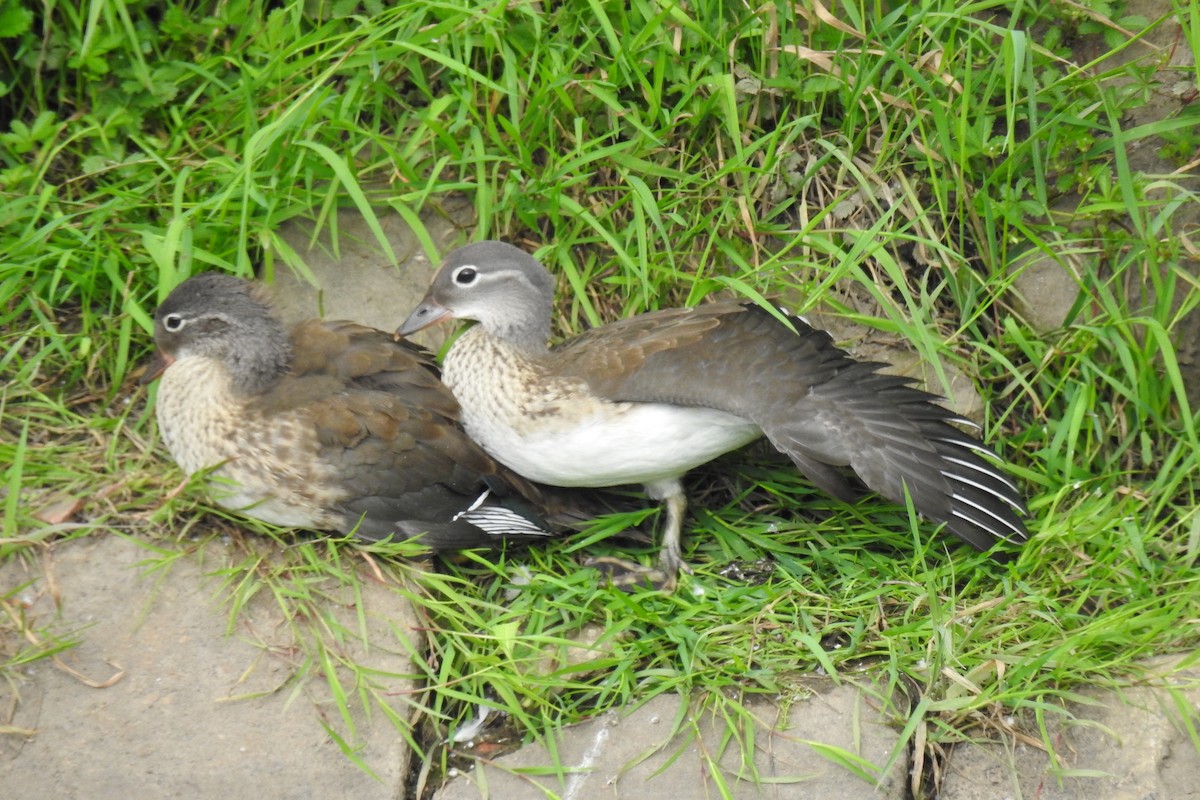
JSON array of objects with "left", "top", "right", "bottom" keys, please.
[
  {"left": 453, "top": 266, "right": 478, "bottom": 286},
  {"left": 163, "top": 313, "right": 185, "bottom": 332}
]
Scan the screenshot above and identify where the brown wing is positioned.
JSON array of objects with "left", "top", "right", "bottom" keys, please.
[
  {"left": 252, "top": 320, "right": 574, "bottom": 546},
  {"left": 306, "top": 388, "right": 610, "bottom": 544},
  {"left": 548, "top": 302, "right": 844, "bottom": 416},
  {"left": 289, "top": 319, "right": 458, "bottom": 418}
]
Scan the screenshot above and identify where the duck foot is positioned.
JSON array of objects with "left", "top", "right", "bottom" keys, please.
[{"left": 584, "top": 556, "right": 679, "bottom": 593}]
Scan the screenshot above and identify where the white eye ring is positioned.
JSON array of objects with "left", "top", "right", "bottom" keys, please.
[
  {"left": 163, "top": 313, "right": 185, "bottom": 332},
  {"left": 452, "top": 265, "right": 478, "bottom": 285}
]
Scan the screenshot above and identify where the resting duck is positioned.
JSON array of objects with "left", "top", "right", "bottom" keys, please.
[{"left": 147, "top": 272, "right": 579, "bottom": 548}]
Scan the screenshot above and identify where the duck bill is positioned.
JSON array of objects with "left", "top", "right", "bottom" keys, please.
[
  {"left": 140, "top": 349, "right": 174, "bottom": 385},
  {"left": 396, "top": 300, "right": 451, "bottom": 339}
]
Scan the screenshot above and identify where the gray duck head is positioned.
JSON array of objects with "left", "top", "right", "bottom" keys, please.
[
  {"left": 152, "top": 272, "right": 290, "bottom": 395},
  {"left": 398, "top": 241, "right": 556, "bottom": 352}
]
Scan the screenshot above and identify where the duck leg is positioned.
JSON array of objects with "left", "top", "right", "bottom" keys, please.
[
  {"left": 585, "top": 477, "right": 691, "bottom": 592},
  {"left": 650, "top": 479, "right": 691, "bottom": 579}
]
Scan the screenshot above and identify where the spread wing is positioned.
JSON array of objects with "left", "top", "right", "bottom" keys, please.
[{"left": 547, "top": 302, "right": 1027, "bottom": 548}]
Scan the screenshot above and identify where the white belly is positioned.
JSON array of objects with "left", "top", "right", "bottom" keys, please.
[
  {"left": 474, "top": 402, "right": 761, "bottom": 487},
  {"left": 442, "top": 329, "right": 762, "bottom": 488}
]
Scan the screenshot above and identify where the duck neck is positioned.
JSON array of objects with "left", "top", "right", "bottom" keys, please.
[
  {"left": 228, "top": 321, "right": 291, "bottom": 396},
  {"left": 484, "top": 310, "right": 551, "bottom": 356}
]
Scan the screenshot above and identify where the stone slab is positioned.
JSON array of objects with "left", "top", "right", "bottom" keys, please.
[
  {"left": 435, "top": 682, "right": 908, "bottom": 800},
  {"left": 0, "top": 535, "right": 419, "bottom": 800},
  {"left": 941, "top": 656, "right": 1200, "bottom": 800},
  {"left": 265, "top": 197, "right": 475, "bottom": 350}
]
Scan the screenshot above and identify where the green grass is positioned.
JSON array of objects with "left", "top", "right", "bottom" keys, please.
[{"left": 2, "top": 0, "right": 1199, "bottom": 796}]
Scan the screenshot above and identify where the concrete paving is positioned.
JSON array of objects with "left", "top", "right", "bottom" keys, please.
[
  {"left": 431, "top": 665, "right": 1200, "bottom": 800},
  {"left": 1, "top": 535, "right": 419, "bottom": 800},
  {"left": 940, "top": 656, "right": 1200, "bottom": 800},
  {"left": 435, "top": 682, "right": 908, "bottom": 800}
]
